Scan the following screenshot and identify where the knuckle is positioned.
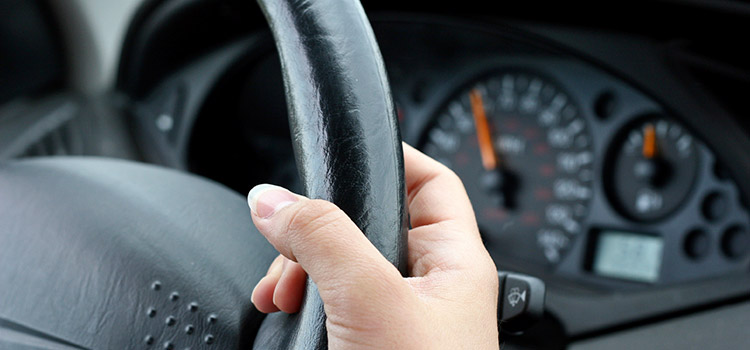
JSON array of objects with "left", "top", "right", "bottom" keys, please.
[
  {"left": 456, "top": 246, "right": 498, "bottom": 289},
  {"left": 285, "top": 199, "right": 347, "bottom": 243},
  {"left": 441, "top": 167, "right": 466, "bottom": 190},
  {"left": 486, "top": 266, "right": 500, "bottom": 290},
  {"left": 323, "top": 264, "right": 405, "bottom": 308},
  {"left": 478, "top": 256, "right": 499, "bottom": 290}
]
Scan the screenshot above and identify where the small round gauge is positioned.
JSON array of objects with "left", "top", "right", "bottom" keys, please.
[
  {"left": 422, "top": 71, "right": 594, "bottom": 265},
  {"left": 606, "top": 117, "right": 699, "bottom": 221}
]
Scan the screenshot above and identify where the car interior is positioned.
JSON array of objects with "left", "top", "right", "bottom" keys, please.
[{"left": 2, "top": 0, "right": 750, "bottom": 349}]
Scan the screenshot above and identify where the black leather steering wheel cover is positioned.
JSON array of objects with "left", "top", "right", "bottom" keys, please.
[{"left": 254, "top": 0, "right": 408, "bottom": 348}]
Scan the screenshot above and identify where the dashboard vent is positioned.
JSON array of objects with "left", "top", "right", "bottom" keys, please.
[{"left": 21, "top": 120, "right": 84, "bottom": 157}]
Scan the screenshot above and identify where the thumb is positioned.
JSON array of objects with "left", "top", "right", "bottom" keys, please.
[{"left": 247, "top": 184, "right": 408, "bottom": 307}]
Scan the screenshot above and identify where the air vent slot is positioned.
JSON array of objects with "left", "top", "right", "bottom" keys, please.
[
  {"left": 22, "top": 120, "right": 84, "bottom": 157},
  {"left": 0, "top": 96, "right": 80, "bottom": 160}
]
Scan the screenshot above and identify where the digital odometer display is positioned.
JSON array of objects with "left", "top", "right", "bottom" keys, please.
[
  {"left": 593, "top": 231, "right": 664, "bottom": 283},
  {"left": 422, "top": 71, "right": 594, "bottom": 265}
]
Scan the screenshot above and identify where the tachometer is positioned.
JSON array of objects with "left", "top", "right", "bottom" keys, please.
[
  {"left": 606, "top": 117, "right": 699, "bottom": 221},
  {"left": 422, "top": 71, "right": 594, "bottom": 264}
]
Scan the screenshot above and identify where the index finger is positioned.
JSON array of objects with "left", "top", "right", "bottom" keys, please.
[{"left": 402, "top": 143, "right": 477, "bottom": 229}]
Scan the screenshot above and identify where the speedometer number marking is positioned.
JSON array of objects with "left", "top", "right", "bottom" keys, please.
[{"left": 422, "top": 71, "right": 594, "bottom": 265}]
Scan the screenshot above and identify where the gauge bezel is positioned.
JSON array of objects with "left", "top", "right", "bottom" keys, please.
[
  {"left": 418, "top": 67, "right": 596, "bottom": 268},
  {"left": 417, "top": 67, "right": 580, "bottom": 148},
  {"left": 603, "top": 114, "right": 702, "bottom": 223}
]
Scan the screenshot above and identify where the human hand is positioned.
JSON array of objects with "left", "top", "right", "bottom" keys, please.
[{"left": 247, "top": 143, "right": 499, "bottom": 349}]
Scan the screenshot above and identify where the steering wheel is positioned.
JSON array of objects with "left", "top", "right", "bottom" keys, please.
[
  {"left": 253, "top": 0, "right": 408, "bottom": 347},
  {"left": 0, "top": 0, "right": 406, "bottom": 349}
]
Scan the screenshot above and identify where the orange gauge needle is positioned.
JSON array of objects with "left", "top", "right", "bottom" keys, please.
[
  {"left": 643, "top": 123, "right": 657, "bottom": 159},
  {"left": 470, "top": 88, "right": 498, "bottom": 170}
]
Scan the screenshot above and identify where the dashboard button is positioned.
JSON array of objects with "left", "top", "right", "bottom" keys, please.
[
  {"left": 721, "top": 226, "right": 750, "bottom": 259},
  {"left": 684, "top": 229, "right": 710, "bottom": 260},
  {"left": 593, "top": 91, "right": 617, "bottom": 120},
  {"left": 702, "top": 192, "right": 728, "bottom": 222}
]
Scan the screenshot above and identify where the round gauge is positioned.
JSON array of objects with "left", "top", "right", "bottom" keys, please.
[
  {"left": 422, "top": 71, "right": 594, "bottom": 265},
  {"left": 606, "top": 117, "right": 699, "bottom": 221}
]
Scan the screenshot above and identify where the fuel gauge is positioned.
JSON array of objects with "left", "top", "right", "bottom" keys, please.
[{"left": 606, "top": 117, "right": 699, "bottom": 222}]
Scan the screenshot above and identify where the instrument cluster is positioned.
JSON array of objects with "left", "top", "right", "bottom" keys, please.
[
  {"left": 401, "top": 58, "right": 750, "bottom": 287},
  {"left": 173, "top": 18, "right": 750, "bottom": 292}
]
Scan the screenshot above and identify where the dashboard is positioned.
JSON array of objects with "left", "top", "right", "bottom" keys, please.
[{"left": 3, "top": 1, "right": 750, "bottom": 349}]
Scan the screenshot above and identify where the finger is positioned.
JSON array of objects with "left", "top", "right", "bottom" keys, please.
[
  {"left": 401, "top": 143, "right": 493, "bottom": 276},
  {"left": 273, "top": 260, "right": 307, "bottom": 313},
  {"left": 251, "top": 255, "right": 284, "bottom": 313},
  {"left": 266, "top": 254, "right": 286, "bottom": 275},
  {"left": 247, "top": 184, "right": 410, "bottom": 309},
  {"left": 402, "top": 143, "right": 477, "bottom": 230}
]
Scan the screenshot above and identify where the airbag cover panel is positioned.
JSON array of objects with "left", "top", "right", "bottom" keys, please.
[{"left": 0, "top": 157, "right": 276, "bottom": 349}]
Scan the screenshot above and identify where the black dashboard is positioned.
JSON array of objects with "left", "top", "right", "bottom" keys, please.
[{"left": 3, "top": 1, "right": 750, "bottom": 349}]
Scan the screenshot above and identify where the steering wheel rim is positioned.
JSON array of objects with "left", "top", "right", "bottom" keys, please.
[{"left": 253, "top": 0, "right": 408, "bottom": 348}]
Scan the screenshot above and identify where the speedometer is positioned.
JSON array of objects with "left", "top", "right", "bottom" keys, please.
[{"left": 422, "top": 71, "right": 594, "bottom": 265}]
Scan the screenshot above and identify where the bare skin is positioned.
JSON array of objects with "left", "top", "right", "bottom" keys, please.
[{"left": 247, "top": 143, "right": 500, "bottom": 349}]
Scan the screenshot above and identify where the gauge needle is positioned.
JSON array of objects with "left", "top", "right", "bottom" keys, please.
[
  {"left": 470, "top": 88, "right": 498, "bottom": 170},
  {"left": 642, "top": 123, "right": 657, "bottom": 159}
]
